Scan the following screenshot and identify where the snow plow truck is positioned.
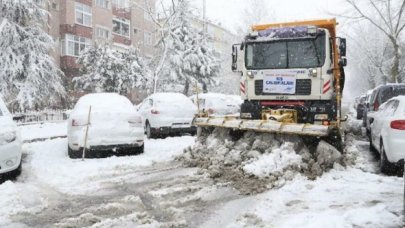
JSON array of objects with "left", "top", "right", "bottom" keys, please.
[{"left": 194, "top": 19, "right": 347, "bottom": 151}]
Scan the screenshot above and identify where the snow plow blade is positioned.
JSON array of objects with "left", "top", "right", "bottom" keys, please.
[{"left": 193, "top": 117, "right": 330, "bottom": 137}]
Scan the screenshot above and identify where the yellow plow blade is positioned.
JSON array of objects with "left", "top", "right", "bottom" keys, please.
[{"left": 193, "top": 117, "right": 330, "bottom": 137}]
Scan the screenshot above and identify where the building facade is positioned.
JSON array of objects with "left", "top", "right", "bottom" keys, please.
[
  {"left": 189, "top": 18, "right": 240, "bottom": 94},
  {"left": 39, "top": 0, "right": 156, "bottom": 83}
]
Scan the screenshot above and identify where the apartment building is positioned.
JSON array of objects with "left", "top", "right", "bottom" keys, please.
[
  {"left": 189, "top": 18, "right": 237, "bottom": 58},
  {"left": 40, "top": 0, "right": 156, "bottom": 81}
]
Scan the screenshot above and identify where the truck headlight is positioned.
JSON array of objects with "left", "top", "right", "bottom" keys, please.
[
  {"left": 308, "top": 68, "right": 317, "bottom": 77},
  {"left": 247, "top": 71, "right": 254, "bottom": 78},
  {"left": 0, "top": 131, "right": 17, "bottom": 145}
]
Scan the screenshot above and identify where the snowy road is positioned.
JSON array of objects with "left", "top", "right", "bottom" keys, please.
[{"left": 0, "top": 120, "right": 404, "bottom": 227}]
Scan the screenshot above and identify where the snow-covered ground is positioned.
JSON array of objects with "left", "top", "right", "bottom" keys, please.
[{"left": 0, "top": 118, "right": 403, "bottom": 227}]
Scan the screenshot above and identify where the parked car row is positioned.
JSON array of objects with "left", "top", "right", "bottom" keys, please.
[
  {"left": 356, "top": 83, "right": 405, "bottom": 174},
  {"left": 0, "top": 96, "right": 22, "bottom": 180},
  {"left": 0, "top": 92, "right": 242, "bottom": 180}
]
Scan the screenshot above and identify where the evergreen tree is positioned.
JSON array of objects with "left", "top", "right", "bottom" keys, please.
[
  {"left": 158, "top": 0, "right": 220, "bottom": 95},
  {"left": 74, "top": 43, "right": 148, "bottom": 94},
  {"left": 0, "top": 0, "right": 66, "bottom": 111}
]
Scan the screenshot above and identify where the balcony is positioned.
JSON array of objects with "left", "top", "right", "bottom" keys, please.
[
  {"left": 112, "top": 6, "right": 131, "bottom": 20},
  {"left": 113, "top": 34, "right": 131, "bottom": 45},
  {"left": 60, "top": 24, "right": 93, "bottom": 39}
]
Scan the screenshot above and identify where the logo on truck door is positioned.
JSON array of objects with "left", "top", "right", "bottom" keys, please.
[{"left": 263, "top": 72, "right": 296, "bottom": 94}]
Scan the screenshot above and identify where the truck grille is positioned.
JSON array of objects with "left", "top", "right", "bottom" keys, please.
[{"left": 255, "top": 79, "right": 312, "bottom": 95}]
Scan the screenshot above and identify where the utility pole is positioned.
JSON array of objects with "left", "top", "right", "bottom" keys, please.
[{"left": 203, "top": 0, "right": 207, "bottom": 37}]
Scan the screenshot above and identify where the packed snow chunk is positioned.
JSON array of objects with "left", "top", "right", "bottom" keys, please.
[
  {"left": 243, "top": 142, "right": 302, "bottom": 178},
  {"left": 313, "top": 140, "right": 343, "bottom": 175},
  {"left": 178, "top": 128, "right": 344, "bottom": 194}
]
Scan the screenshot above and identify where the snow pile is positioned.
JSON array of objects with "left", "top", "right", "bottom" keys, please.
[
  {"left": 243, "top": 142, "right": 302, "bottom": 177},
  {"left": 178, "top": 128, "right": 343, "bottom": 194}
]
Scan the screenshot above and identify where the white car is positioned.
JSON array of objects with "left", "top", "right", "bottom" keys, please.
[
  {"left": 137, "top": 93, "right": 197, "bottom": 139},
  {"left": 370, "top": 96, "right": 405, "bottom": 174},
  {"left": 0, "top": 96, "right": 22, "bottom": 179},
  {"left": 67, "top": 93, "right": 144, "bottom": 158},
  {"left": 190, "top": 93, "right": 241, "bottom": 116}
]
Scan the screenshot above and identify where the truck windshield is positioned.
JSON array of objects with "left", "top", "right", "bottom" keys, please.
[{"left": 245, "top": 34, "right": 326, "bottom": 70}]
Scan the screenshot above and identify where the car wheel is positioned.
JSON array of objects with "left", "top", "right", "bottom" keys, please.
[
  {"left": 380, "top": 143, "right": 394, "bottom": 174},
  {"left": 68, "top": 146, "right": 81, "bottom": 159},
  {"left": 4, "top": 161, "right": 22, "bottom": 180},
  {"left": 146, "top": 122, "right": 155, "bottom": 139},
  {"left": 369, "top": 133, "right": 378, "bottom": 154}
]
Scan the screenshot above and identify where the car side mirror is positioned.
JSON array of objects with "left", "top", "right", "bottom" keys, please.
[{"left": 369, "top": 118, "right": 374, "bottom": 124}]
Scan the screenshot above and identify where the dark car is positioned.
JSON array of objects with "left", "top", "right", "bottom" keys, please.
[
  {"left": 363, "top": 84, "right": 405, "bottom": 134},
  {"left": 356, "top": 95, "right": 366, "bottom": 119}
]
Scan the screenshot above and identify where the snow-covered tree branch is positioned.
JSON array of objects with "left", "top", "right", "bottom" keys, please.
[
  {"left": 0, "top": 0, "right": 66, "bottom": 111},
  {"left": 74, "top": 43, "right": 149, "bottom": 95}
]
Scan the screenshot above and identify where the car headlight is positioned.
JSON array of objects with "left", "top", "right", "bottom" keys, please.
[{"left": 0, "top": 131, "right": 17, "bottom": 145}]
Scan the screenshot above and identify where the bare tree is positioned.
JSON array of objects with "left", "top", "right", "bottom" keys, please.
[
  {"left": 347, "top": 21, "right": 391, "bottom": 92},
  {"left": 344, "top": 0, "right": 405, "bottom": 83},
  {"left": 129, "top": 0, "right": 179, "bottom": 94},
  {"left": 236, "top": 0, "right": 276, "bottom": 36}
]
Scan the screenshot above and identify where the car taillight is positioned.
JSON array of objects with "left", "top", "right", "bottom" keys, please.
[
  {"left": 391, "top": 120, "right": 405, "bottom": 130},
  {"left": 151, "top": 109, "right": 160, "bottom": 115},
  {"left": 373, "top": 100, "right": 379, "bottom": 111},
  {"left": 72, "top": 119, "right": 79, "bottom": 126}
]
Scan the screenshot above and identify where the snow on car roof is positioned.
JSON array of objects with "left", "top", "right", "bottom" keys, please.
[
  {"left": 151, "top": 92, "right": 191, "bottom": 102},
  {"left": 75, "top": 93, "right": 133, "bottom": 110}
]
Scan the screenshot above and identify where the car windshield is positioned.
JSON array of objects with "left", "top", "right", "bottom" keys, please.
[
  {"left": 245, "top": 34, "right": 326, "bottom": 70},
  {"left": 380, "top": 86, "right": 405, "bottom": 104}
]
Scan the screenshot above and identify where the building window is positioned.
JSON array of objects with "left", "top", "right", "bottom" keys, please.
[
  {"left": 144, "top": 31, "right": 153, "bottom": 46},
  {"left": 96, "top": 27, "right": 110, "bottom": 39},
  {"left": 96, "top": 0, "right": 109, "bottom": 9},
  {"left": 75, "top": 3, "right": 92, "bottom": 26},
  {"left": 112, "top": 0, "right": 129, "bottom": 9},
  {"left": 113, "top": 17, "right": 130, "bottom": 37},
  {"left": 62, "top": 34, "right": 91, "bottom": 57}
]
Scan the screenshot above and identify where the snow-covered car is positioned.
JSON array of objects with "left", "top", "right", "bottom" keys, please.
[
  {"left": 67, "top": 93, "right": 144, "bottom": 158},
  {"left": 356, "top": 95, "right": 366, "bottom": 120},
  {"left": 364, "top": 84, "right": 405, "bottom": 133},
  {"left": 0, "top": 96, "right": 22, "bottom": 179},
  {"left": 190, "top": 93, "right": 241, "bottom": 116},
  {"left": 369, "top": 96, "right": 405, "bottom": 174},
  {"left": 137, "top": 93, "right": 197, "bottom": 139}
]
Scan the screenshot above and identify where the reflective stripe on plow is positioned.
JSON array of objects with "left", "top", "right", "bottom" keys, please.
[{"left": 323, "top": 80, "right": 331, "bottom": 94}]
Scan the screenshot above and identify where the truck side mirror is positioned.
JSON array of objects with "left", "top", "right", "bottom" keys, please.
[
  {"left": 232, "top": 44, "right": 240, "bottom": 72},
  {"left": 339, "top": 38, "right": 346, "bottom": 57},
  {"left": 339, "top": 57, "right": 347, "bottom": 67}
]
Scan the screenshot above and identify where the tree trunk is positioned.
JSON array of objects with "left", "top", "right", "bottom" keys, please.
[
  {"left": 183, "top": 79, "right": 190, "bottom": 95},
  {"left": 390, "top": 37, "right": 400, "bottom": 83}
]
